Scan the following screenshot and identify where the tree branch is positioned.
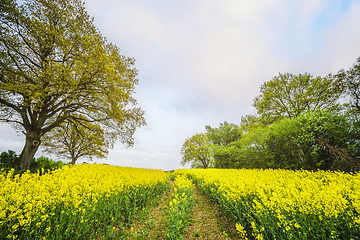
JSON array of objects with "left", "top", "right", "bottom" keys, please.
[{"left": 0, "top": 97, "right": 21, "bottom": 113}]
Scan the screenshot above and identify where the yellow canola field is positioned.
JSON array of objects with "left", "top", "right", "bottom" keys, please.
[
  {"left": 166, "top": 175, "right": 195, "bottom": 239},
  {"left": 176, "top": 168, "right": 360, "bottom": 240},
  {"left": 0, "top": 164, "right": 169, "bottom": 240}
]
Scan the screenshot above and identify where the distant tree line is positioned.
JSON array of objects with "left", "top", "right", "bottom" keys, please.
[{"left": 181, "top": 57, "right": 360, "bottom": 172}]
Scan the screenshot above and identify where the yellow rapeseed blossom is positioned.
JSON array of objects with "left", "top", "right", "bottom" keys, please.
[
  {"left": 166, "top": 175, "right": 195, "bottom": 239},
  {"left": 0, "top": 164, "right": 168, "bottom": 239},
  {"left": 235, "top": 223, "right": 247, "bottom": 239},
  {"left": 176, "top": 168, "right": 360, "bottom": 239}
]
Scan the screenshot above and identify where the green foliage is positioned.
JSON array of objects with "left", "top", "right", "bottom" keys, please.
[
  {"left": 32, "top": 156, "right": 65, "bottom": 173},
  {"left": 205, "top": 121, "right": 241, "bottom": 168},
  {"left": 253, "top": 72, "right": 345, "bottom": 124},
  {"left": 41, "top": 120, "right": 110, "bottom": 164},
  {"left": 182, "top": 58, "right": 360, "bottom": 172},
  {"left": 205, "top": 121, "right": 241, "bottom": 146},
  {"left": 234, "top": 110, "right": 360, "bottom": 171},
  {"left": 239, "top": 114, "right": 264, "bottom": 134},
  {"left": 295, "top": 110, "right": 360, "bottom": 171},
  {"left": 180, "top": 133, "right": 212, "bottom": 169},
  {"left": 0, "top": 0, "right": 146, "bottom": 170},
  {"left": 207, "top": 110, "right": 360, "bottom": 171},
  {"left": 0, "top": 150, "right": 64, "bottom": 175},
  {"left": 166, "top": 176, "right": 195, "bottom": 240},
  {"left": 213, "top": 141, "right": 242, "bottom": 169},
  {"left": 168, "top": 172, "right": 177, "bottom": 181},
  {"left": 0, "top": 150, "right": 18, "bottom": 168},
  {"left": 232, "top": 124, "right": 270, "bottom": 169},
  {"left": 337, "top": 56, "right": 360, "bottom": 112}
]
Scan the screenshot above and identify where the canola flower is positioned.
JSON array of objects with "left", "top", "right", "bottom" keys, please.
[
  {"left": 176, "top": 168, "right": 360, "bottom": 240},
  {"left": 0, "top": 164, "right": 169, "bottom": 240},
  {"left": 166, "top": 175, "right": 195, "bottom": 240}
]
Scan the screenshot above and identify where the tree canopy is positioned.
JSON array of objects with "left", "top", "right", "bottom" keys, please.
[
  {"left": 253, "top": 72, "right": 344, "bottom": 124},
  {"left": 214, "top": 110, "right": 360, "bottom": 171},
  {"left": 41, "top": 120, "right": 110, "bottom": 164},
  {"left": 0, "top": 0, "right": 146, "bottom": 170},
  {"left": 205, "top": 121, "right": 241, "bottom": 146},
  {"left": 239, "top": 114, "right": 263, "bottom": 134},
  {"left": 205, "top": 121, "right": 241, "bottom": 168},
  {"left": 180, "top": 60, "right": 360, "bottom": 172},
  {"left": 337, "top": 57, "right": 360, "bottom": 112},
  {"left": 180, "top": 133, "right": 212, "bottom": 169}
]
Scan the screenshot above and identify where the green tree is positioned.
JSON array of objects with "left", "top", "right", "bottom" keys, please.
[
  {"left": 237, "top": 110, "right": 360, "bottom": 171},
  {"left": 205, "top": 121, "right": 241, "bottom": 146},
  {"left": 0, "top": 150, "right": 18, "bottom": 169},
  {"left": 259, "top": 117, "right": 306, "bottom": 170},
  {"left": 236, "top": 125, "right": 269, "bottom": 169},
  {"left": 0, "top": 0, "right": 146, "bottom": 170},
  {"left": 180, "top": 133, "right": 212, "bottom": 169},
  {"left": 239, "top": 114, "right": 263, "bottom": 134},
  {"left": 212, "top": 141, "right": 243, "bottom": 168},
  {"left": 41, "top": 120, "right": 110, "bottom": 164},
  {"left": 336, "top": 57, "right": 360, "bottom": 112},
  {"left": 253, "top": 72, "right": 344, "bottom": 124},
  {"left": 210, "top": 115, "right": 266, "bottom": 169},
  {"left": 294, "top": 110, "right": 360, "bottom": 171},
  {"left": 205, "top": 121, "right": 241, "bottom": 168}
]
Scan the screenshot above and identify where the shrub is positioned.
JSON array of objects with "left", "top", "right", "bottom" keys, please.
[
  {"left": 0, "top": 150, "right": 18, "bottom": 169},
  {"left": 32, "top": 156, "right": 65, "bottom": 173}
]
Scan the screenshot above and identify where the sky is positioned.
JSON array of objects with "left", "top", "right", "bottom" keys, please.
[{"left": 1, "top": 0, "right": 360, "bottom": 171}]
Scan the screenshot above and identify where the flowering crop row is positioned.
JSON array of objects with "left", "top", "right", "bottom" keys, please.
[
  {"left": 166, "top": 175, "right": 195, "bottom": 240},
  {"left": 176, "top": 168, "right": 360, "bottom": 240},
  {"left": 0, "top": 164, "right": 169, "bottom": 240}
]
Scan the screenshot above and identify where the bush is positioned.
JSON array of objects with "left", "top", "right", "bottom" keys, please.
[
  {"left": 0, "top": 151, "right": 64, "bottom": 175},
  {"left": 217, "top": 110, "right": 360, "bottom": 172},
  {"left": 32, "top": 156, "right": 65, "bottom": 173},
  {"left": 0, "top": 150, "right": 18, "bottom": 169}
]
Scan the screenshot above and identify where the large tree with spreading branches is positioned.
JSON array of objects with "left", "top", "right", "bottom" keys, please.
[
  {"left": 253, "top": 72, "right": 345, "bottom": 124},
  {"left": 0, "top": 0, "right": 146, "bottom": 170}
]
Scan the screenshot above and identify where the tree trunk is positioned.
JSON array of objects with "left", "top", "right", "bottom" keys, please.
[
  {"left": 71, "top": 157, "right": 77, "bottom": 165},
  {"left": 19, "top": 135, "right": 41, "bottom": 171}
]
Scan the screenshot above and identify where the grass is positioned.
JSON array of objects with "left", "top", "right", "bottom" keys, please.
[
  {"left": 118, "top": 178, "right": 240, "bottom": 240},
  {"left": 183, "top": 186, "right": 240, "bottom": 240}
]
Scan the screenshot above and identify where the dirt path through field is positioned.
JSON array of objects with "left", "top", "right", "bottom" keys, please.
[
  {"left": 126, "top": 180, "right": 175, "bottom": 239},
  {"left": 127, "top": 178, "right": 240, "bottom": 239},
  {"left": 183, "top": 186, "right": 240, "bottom": 240},
  {"left": 144, "top": 180, "right": 175, "bottom": 239}
]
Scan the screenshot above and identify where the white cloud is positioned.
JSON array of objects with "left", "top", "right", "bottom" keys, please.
[{"left": 85, "top": 0, "right": 289, "bottom": 107}]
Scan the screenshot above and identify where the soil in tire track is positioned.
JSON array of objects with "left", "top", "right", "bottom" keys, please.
[
  {"left": 127, "top": 179, "right": 175, "bottom": 239},
  {"left": 183, "top": 186, "right": 240, "bottom": 240}
]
